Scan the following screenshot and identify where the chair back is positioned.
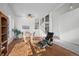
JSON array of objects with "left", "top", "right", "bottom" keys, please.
[{"left": 46, "top": 32, "right": 54, "bottom": 39}]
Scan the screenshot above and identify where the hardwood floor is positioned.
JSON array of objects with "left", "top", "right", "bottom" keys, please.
[{"left": 8, "top": 39, "right": 78, "bottom": 56}]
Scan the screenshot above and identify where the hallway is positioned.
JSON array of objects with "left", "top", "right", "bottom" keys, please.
[{"left": 0, "top": 3, "right": 79, "bottom": 56}]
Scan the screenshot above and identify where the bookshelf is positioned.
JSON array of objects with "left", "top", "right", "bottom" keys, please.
[{"left": 0, "top": 11, "right": 8, "bottom": 56}]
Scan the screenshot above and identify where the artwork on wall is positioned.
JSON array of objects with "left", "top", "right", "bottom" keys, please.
[{"left": 22, "top": 25, "right": 30, "bottom": 29}]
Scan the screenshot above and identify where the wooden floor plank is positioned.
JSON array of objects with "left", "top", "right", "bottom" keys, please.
[{"left": 8, "top": 39, "right": 78, "bottom": 56}]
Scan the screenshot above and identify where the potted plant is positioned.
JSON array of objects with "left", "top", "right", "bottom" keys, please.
[{"left": 12, "top": 29, "right": 22, "bottom": 39}]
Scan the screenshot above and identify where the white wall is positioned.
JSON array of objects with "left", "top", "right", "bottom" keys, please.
[
  {"left": 52, "top": 7, "right": 79, "bottom": 54},
  {"left": 49, "top": 12, "right": 53, "bottom": 32},
  {"left": 59, "top": 8, "right": 79, "bottom": 45},
  {"left": 0, "top": 3, "right": 15, "bottom": 44},
  {"left": 15, "top": 16, "right": 35, "bottom": 38}
]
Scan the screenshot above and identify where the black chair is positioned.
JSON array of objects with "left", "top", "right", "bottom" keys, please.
[
  {"left": 45, "top": 32, "right": 54, "bottom": 46},
  {"left": 37, "top": 32, "right": 54, "bottom": 48}
]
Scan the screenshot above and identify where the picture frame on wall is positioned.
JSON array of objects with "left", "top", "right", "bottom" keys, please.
[{"left": 22, "top": 25, "right": 30, "bottom": 29}]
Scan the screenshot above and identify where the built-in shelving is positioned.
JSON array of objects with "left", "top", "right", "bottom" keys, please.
[{"left": 0, "top": 11, "right": 8, "bottom": 56}]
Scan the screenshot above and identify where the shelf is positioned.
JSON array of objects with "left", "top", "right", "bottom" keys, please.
[
  {"left": 1, "top": 49, "right": 7, "bottom": 56},
  {"left": 1, "top": 35, "right": 7, "bottom": 43},
  {"left": 1, "top": 40, "right": 8, "bottom": 45},
  {"left": 2, "top": 33, "right": 7, "bottom": 36},
  {"left": 1, "top": 17, "right": 7, "bottom": 21},
  {"left": 1, "top": 26, "right": 7, "bottom": 28},
  {"left": 1, "top": 17, "right": 7, "bottom": 27},
  {"left": 0, "top": 11, "right": 8, "bottom": 56},
  {"left": 1, "top": 47, "right": 5, "bottom": 52},
  {"left": 1, "top": 53, "right": 5, "bottom": 56},
  {"left": 1, "top": 27, "right": 7, "bottom": 34}
]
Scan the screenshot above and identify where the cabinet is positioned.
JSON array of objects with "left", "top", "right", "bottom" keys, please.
[{"left": 0, "top": 11, "right": 8, "bottom": 56}]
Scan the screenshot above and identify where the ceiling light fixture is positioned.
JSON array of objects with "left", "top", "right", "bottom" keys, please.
[
  {"left": 70, "top": 3, "right": 73, "bottom": 9},
  {"left": 27, "top": 14, "right": 33, "bottom": 20},
  {"left": 70, "top": 6, "right": 73, "bottom": 9}
]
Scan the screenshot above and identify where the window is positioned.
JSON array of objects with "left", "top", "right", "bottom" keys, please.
[{"left": 45, "top": 14, "right": 49, "bottom": 33}]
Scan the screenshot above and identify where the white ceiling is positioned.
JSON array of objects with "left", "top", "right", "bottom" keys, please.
[{"left": 9, "top": 3, "right": 61, "bottom": 18}]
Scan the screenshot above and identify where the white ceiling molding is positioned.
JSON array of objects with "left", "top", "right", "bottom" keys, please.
[{"left": 8, "top": 3, "right": 61, "bottom": 19}]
